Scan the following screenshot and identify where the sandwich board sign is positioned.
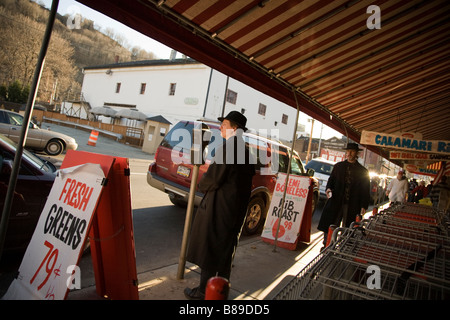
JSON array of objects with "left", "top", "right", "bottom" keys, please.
[
  {"left": 261, "top": 173, "right": 310, "bottom": 246},
  {"left": 3, "top": 163, "right": 105, "bottom": 300}
]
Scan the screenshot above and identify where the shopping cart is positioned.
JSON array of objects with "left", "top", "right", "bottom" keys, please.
[
  {"left": 382, "top": 203, "right": 447, "bottom": 226},
  {"left": 360, "top": 216, "right": 450, "bottom": 243},
  {"left": 274, "top": 204, "right": 450, "bottom": 300}
]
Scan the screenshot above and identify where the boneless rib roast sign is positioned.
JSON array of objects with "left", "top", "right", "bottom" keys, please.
[
  {"left": 261, "top": 173, "right": 309, "bottom": 244},
  {"left": 3, "top": 163, "right": 105, "bottom": 300}
]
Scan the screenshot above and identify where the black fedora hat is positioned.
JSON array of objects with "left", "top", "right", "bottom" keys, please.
[
  {"left": 344, "top": 142, "right": 363, "bottom": 151},
  {"left": 218, "top": 111, "right": 248, "bottom": 131}
]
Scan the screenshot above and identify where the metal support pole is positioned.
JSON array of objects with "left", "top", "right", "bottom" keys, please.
[
  {"left": 273, "top": 89, "right": 301, "bottom": 252},
  {"left": 177, "top": 164, "right": 200, "bottom": 279},
  {"left": 0, "top": 0, "right": 59, "bottom": 259},
  {"left": 306, "top": 119, "right": 314, "bottom": 164},
  {"left": 220, "top": 76, "right": 229, "bottom": 118}
]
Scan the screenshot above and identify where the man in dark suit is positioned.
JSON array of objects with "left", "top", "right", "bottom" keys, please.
[
  {"left": 317, "top": 143, "right": 370, "bottom": 247},
  {"left": 184, "top": 111, "right": 255, "bottom": 300}
]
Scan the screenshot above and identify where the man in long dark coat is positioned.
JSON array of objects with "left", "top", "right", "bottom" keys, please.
[
  {"left": 317, "top": 143, "right": 370, "bottom": 246},
  {"left": 184, "top": 111, "right": 255, "bottom": 300}
]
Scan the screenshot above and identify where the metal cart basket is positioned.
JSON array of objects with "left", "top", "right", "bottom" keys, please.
[{"left": 274, "top": 204, "right": 449, "bottom": 300}]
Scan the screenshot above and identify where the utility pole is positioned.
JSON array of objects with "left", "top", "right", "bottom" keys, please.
[{"left": 306, "top": 118, "right": 314, "bottom": 164}]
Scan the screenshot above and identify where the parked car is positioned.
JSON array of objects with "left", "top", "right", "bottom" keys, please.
[
  {"left": 0, "top": 109, "right": 78, "bottom": 155},
  {"left": 0, "top": 134, "right": 57, "bottom": 251},
  {"left": 147, "top": 120, "right": 319, "bottom": 235},
  {"left": 304, "top": 157, "right": 336, "bottom": 200}
]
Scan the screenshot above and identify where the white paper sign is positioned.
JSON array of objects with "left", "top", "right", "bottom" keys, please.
[
  {"left": 3, "top": 163, "right": 105, "bottom": 300},
  {"left": 261, "top": 173, "right": 309, "bottom": 243},
  {"left": 389, "top": 151, "right": 450, "bottom": 162}
]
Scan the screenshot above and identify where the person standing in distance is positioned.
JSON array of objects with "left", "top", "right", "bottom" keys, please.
[
  {"left": 184, "top": 111, "right": 255, "bottom": 300},
  {"left": 317, "top": 143, "right": 370, "bottom": 247},
  {"left": 386, "top": 170, "right": 408, "bottom": 205}
]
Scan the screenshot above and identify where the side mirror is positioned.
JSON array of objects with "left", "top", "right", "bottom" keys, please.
[
  {"left": 1, "top": 159, "right": 13, "bottom": 176},
  {"left": 307, "top": 168, "right": 315, "bottom": 177}
]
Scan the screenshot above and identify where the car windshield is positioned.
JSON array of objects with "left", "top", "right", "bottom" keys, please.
[
  {"left": 0, "top": 135, "right": 54, "bottom": 172},
  {"left": 7, "top": 112, "right": 24, "bottom": 126},
  {"left": 161, "top": 121, "right": 194, "bottom": 150},
  {"left": 160, "top": 121, "right": 223, "bottom": 160},
  {"left": 290, "top": 155, "right": 305, "bottom": 175},
  {"left": 305, "top": 160, "right": 334, "bottom": 175},
  {"left": 277, "top": 147, "right": 306, "bottom": 175}
]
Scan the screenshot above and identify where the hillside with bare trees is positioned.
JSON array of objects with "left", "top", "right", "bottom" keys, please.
[{"left": 0, "top": 0, "right": 155, "bottom": 106}]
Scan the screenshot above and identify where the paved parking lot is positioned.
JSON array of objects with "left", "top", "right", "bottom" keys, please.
[{"left": 40, "top": 121, "right": 153, "bottom": 162}]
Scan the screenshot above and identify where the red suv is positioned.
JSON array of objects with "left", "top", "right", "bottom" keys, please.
[{"left": 147, "top": 120, "right": 319, "bottom": 235}]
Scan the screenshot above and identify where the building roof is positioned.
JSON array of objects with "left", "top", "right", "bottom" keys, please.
[
  {"left": 83, "top": 58, "right": 201, "bottom": 70},
  {"left": 146, "top": 115, "right": 172, "bottom": 125}
]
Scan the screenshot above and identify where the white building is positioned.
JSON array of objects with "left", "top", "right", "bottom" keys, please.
[{"left": 80, "top": 58, "right": 299, "bottom": 141}]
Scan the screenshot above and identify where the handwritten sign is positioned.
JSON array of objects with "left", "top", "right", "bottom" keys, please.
[
  {"left": 3, "top": 163, "right": 105, "bottom": 300},
  {"left": 360, "top": 130, "right": 450, "bottom": 155},
  {"left": 320, "top": 148, "right": 345, "bottom": 162},
  {"left": 404, "top": 164, "right": 439, "bottom": 177},
  {"left": 389, "top": 151, "right": 450, "bottom": 162},
  {"left": 261, "top": 173, "right": 309, "bottom": 244}
]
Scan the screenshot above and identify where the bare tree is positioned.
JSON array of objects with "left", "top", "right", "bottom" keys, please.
[
  {"left": 1, "top": 0, "right": 159, "bottom": 105},
  {"left": 0, "top": 6, "right": 76, "bottom": 102}
]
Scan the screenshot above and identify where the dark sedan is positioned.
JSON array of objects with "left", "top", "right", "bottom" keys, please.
[{"left": 0, "top": 134, "right": 56, "bottom": 251}]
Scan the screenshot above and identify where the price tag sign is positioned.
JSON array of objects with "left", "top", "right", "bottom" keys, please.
[
  {"left": 3, "top": 163, "right": 105, "bottom": 300},
  {"left": 261, "top": 173, "right": 309, "bottom": 244}
]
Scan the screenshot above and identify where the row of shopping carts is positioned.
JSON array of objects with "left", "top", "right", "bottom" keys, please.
[{"left": 273, "top": 203, "right": 450, "bottom": 300}]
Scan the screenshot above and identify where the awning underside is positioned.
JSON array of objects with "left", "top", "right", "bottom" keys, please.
[{"left": 77, "top": 0, "right": 450, "bottom": 158}]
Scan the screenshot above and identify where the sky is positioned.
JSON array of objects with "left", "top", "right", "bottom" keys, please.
[
  {"left": 38, "top": 0, "right": 175, "bottom": 59},
  {"left": 37, "top": 0, "right": 342, "bottom": 140}
]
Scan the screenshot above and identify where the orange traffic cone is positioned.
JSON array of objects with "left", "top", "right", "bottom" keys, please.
[{"left": 88, "top": 130, "right": 99, "bottom": 146}]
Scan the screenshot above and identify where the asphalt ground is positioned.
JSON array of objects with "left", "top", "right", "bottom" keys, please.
[{"left": 39, "top": 121, "right": 153, "bottom": 162}]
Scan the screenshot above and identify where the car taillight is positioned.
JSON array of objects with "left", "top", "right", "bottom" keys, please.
[
  {"left": 148, "top": 162, "right": 156, "bottom": 173},
  {"left": 371, "top": 182, "right": 377, "bottom": 192}
]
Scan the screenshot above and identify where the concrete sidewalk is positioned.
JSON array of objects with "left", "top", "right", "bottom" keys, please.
[
  {"left": 67, "top": 231, "right": 324, "bottom": 300},
  {"left": 39, "top": 121, "right": 152, "bottom": 161}
]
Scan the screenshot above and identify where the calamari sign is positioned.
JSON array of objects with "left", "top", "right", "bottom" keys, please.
[{"left": 360, "top": 130, "right": 450, "bottom": 155}]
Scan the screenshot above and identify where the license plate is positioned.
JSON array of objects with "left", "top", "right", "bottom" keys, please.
[{"left": 177, "top": 165, "right": 191, "bottom": 177}]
